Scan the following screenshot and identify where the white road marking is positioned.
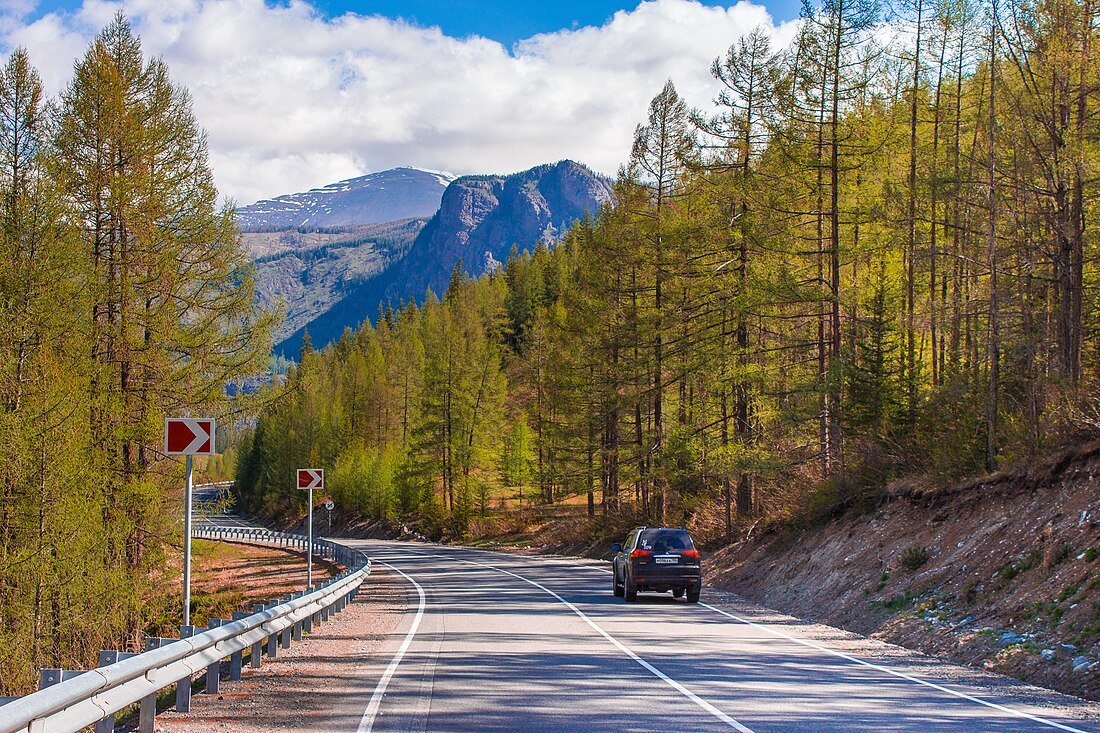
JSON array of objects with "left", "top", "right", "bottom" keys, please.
[
  {"left": 699, "top": 602, "right": 1091, "bottom": 733},
  {"left": 578, "top": 560, "right": 1088, "bottom": 730},
  {"left": 377, "top": 550, "right": 755, "bottom": 732},
  {"left": 356, "top": 562, "right": 426, "bottom": 733},
  {"left": 383, "top": 547, "right": 1094, "bottom": 732}
]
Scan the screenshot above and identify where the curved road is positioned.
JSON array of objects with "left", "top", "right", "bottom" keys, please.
[{"left": 325, "top": 539, "right": 1100, "bottom": 733}]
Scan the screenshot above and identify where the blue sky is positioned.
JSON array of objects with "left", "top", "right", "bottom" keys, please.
[
  {"left": 1, "top": 0, "right": 800, "bottom": 203},
  {"left": 27, "top": 0, "right": 804, "bottom": 46},
  {"left": 311, "top": 0, "right": 804, "bottom": 45}
]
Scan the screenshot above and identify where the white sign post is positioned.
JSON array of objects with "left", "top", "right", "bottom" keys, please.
[
  {"left": 297, "top": 469, "right": 324, "bottom": 589},
  {"left": 165, "top": 418, "right": 216, "bottom": 627}
]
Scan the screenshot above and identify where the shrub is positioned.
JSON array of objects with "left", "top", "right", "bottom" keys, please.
[{"left": 900, "top": 546, "right": 930, "bottom": 571}]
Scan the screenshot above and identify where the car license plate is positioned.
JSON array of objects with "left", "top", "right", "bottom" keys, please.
[{"left": 655, "top": 557, "right": 678, "bottom": 564}]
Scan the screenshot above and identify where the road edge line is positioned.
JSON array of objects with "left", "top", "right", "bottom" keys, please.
[
  {"left": 699, "top": 602, "right": 1091, "bottom": 733},
  {"left": 356, "top": 562, "right": 426, "bottom": 733}
]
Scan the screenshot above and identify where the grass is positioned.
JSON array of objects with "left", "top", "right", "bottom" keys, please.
[
  {"left": 874, "top": 591, "right": 912, "bottom": 612},
  {"left": 998, "top": 549, "right": 1043, "bottom": 585},
  {"left": 1058, "top": 584, "right": 1080, "bottom": 603}
]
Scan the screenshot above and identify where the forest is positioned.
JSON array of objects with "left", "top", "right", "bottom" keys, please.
[
  {"left": 0, "top": 16, "right": 271, "bottom": 694},
  {"left": 235, "top": 0, "right": 1100, "bottom": 548}
]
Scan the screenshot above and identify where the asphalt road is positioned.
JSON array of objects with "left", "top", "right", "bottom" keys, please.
[
  {"left": 332, "top": 539, "right": 1100, "bottom": 733},
  {"left": 192, "top": 482, "right": 258, "bottom": 529}
]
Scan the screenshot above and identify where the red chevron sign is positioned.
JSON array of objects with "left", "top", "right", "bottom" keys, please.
[
  {"left": 297, "top": 469, "right": 324, "bottom": 490},
  {"left": 164, "top": 418, "right": 215, "bottom": 455}
]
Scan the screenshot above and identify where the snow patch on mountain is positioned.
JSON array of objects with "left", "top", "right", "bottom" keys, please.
[{"left": 238, "top": 167, "right": 455, "bottom": 231}]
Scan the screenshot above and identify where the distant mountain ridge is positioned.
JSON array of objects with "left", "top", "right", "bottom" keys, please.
[
  {"left": 274, "top": 160, "right": 612, "bottom": 357},
  {"left": 250, "top": 218, "right": 428, "bottom": 344},
  {"left": 238, "top": 167, "right": 454, "bottom": 231}
]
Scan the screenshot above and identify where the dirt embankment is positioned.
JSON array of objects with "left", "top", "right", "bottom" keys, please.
[{"left": 705, "top": 441, "right": 1100, "bottom": 701}]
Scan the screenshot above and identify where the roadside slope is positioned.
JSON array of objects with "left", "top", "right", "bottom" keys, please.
[{"left": 705, "top": 441, "right": 1100, "bottom": 701}]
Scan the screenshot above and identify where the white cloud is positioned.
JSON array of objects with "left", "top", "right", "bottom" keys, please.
[{"left": 0, "top": 0, "right": 798, "bottom": 205}]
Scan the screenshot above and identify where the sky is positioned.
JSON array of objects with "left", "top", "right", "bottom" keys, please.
[{"left": 0, "top": 0, "right": 801, "bottom": 206}]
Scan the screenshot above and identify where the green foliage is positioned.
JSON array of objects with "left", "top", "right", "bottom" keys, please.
[
  {"left": 0, "top": 16, "right": 270, "bottom": 694},
  {"left": 500, "top": 416, "right": 535, "bottom": 499},
  {"left": 235, "top": 272, "right": 512, "bottom": 534},
  {"left": 331, "top": 444, "right": 400, "bottom": 519},
  {"left": 845, "top": 262, "right": 903, "bottom": 438}
]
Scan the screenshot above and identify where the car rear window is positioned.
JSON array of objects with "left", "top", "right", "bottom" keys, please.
[{"left": 637, "top": 530, "right": 694, "bottom": 552}]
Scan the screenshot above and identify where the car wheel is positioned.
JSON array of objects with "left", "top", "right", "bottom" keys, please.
[
  {"left": 673, "top": 588, "right": 685, "bottom": 599},
  {"left": 624, "top": 577, "right": 638, "bottom": 602},
  {"left": 613, "top": 568, "right": 624, "bottom": 597},
  {"left": 686, "top": 586, "right": 700, "bottom": 604}
]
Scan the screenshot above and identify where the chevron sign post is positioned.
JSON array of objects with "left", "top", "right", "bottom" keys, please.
[
  {"left": 166, "top": 418, "right": 217, "bottom": 627},
  {"left": 297, "top": 469, "right": 324, "bottom": 589}
]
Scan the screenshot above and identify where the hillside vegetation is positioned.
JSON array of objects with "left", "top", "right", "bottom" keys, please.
[{"left": 237, "top": 0, "right": 1100, "bottom": 550}]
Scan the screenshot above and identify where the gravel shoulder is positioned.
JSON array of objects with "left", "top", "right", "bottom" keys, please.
[{"left": 157, "top": 567, "right": 407, "bottom": 733}]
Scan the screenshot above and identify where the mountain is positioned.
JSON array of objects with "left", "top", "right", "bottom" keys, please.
[
  {"left": 251, "top": 219, "right": 427, "bottom": 344},
  {"left": 237, "top": 167, "right": 454, "bottom": 232},
  {"left": 274, "top": 160, "right": 613, "bottom": 357}
]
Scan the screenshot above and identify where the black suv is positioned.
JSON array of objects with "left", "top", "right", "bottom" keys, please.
[{"left": 611, "top": 527, "right": 701, "bottom": 603}]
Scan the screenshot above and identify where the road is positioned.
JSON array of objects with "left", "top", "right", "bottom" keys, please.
[
  {"left": 181, "top": 507, "right": 1099, "bottom": 733},
  {"left": 192, "top": 482, "right": 259, "bottom": 530},
  {"left": 330, "top": 540, "right": 1099, "bottom": 733}
]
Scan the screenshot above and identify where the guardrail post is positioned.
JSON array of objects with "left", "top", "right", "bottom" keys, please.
[
  {"left": 139, "top": 638, "right": 163, "bottom": 733},
  {"left": 265, "top": 602, "right": 279, "bottom": 658},
  {"left": 176, "top": 625, "right": 195, "bottom": 712},
  {"left": 280, "top": 620, "right": 292, "bottom": 649},
  {"left": 39, "top": 669, "right": 62, "bottom": 689},
  {"left": 230, "top": 612, "right": 248, "bottom": 680},
  {"left": 205, "top": 619, "right": 223, "bottom": 694},
  {"left": 95, "top": 652, "right": 119, "bottom": 733},
  {"left": 251, "top": 604, "right": 264, "bottom": 668},
  {"left": 288, "top": 592, "right": 303, "bottom": 641}
]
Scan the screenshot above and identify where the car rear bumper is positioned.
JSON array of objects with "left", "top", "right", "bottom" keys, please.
[{"left": 632, "top": 566, "right": 701, "bottom": 591}]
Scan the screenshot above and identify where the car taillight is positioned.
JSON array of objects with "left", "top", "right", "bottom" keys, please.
[
  {"left": 682, "top": 549, "right": 700, "bottom": 559},
  {"left": 630, "top": 549, "right": 652, "bottom": 559}
]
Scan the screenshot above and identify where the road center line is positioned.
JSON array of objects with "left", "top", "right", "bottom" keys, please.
[
  {"left": 356, "top": 562, "right": 426, "bottom": 733},
  {"left": 697, "top": 601, "right": 1091, "bottom": 732},
  {"left": 382, "top": 550, "right": 754, "bottom": 733}
]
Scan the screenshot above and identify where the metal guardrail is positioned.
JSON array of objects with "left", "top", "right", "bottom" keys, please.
[{"left": 0, "top": 528, "right": 370, "bottom": 733}]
